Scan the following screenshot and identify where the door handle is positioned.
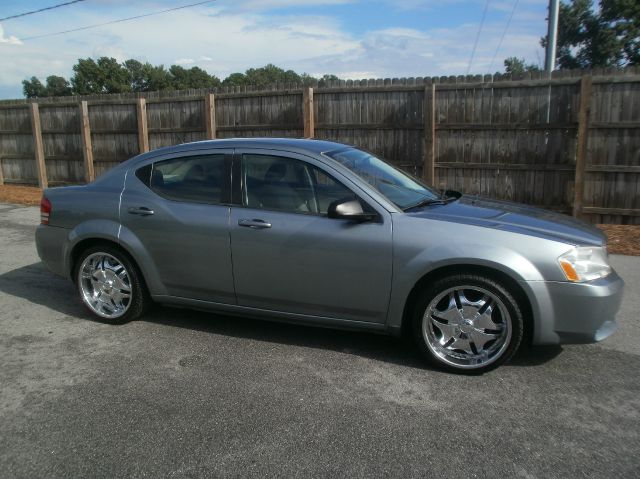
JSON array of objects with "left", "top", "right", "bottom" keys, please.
[
  {"left": 238, "top": 218, "right": 272, "bottom": 229},
  {"left": 128, "top": 207, "right": 154, "bottom": 216}
]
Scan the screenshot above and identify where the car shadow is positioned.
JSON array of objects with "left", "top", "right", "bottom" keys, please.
[{"left": 0, "top": 262, "right": 562, "bottom": 370}]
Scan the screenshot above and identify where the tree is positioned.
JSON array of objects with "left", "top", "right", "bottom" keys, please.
[
  {"left": 124, "top": 59, "right": 171, "bottom": 92},
  {"left": 22, "top": 76, "right": 47, "bottom": 98},
  {"left": 543, "top": 0, "right": 640, "bottom": 69},
  {"left": 222, "top": 72, "right": 248, "bottom": 86},
  {"left": 168, "top": 65, "right": 220, "bottom": 90},
  {"left": 243, "top": 64, "right": 302, "bottom": 86},
  {"left": 503, "top": 57, "right": 540, "bottom": 74},
  {"left": 71, "top": 57, "right": 131, "bottom": 94},
  {"left": 22, "top": 59, "right": 342, "bottom": 97},
  {"left": 45, "top": 75, "right": 72, "bottom": 96}
]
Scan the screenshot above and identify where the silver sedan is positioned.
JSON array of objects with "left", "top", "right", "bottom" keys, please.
[{"left": 35, "top": 138, "right": 624, "bottom": 373}]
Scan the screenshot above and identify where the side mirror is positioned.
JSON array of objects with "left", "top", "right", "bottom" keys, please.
[{"left": 327, "top": 198, "right": 378, "bottom": 222}]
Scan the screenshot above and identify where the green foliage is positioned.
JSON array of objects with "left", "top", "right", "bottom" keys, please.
[
  {"left": 22, "top": 77, "right": 47, "bottom": 98},
  {"left": 22, "top": 58, "right": 341, "bottom": 97},
  {"left": 22, "top": 75, "right": 72, "bottom": 98},
  {"left": 45, "top": 76, "right": 72, "bottom": 96},
  {"left": 168, "top": 65, "right": 220, "bottom": 90},
  {"left": 543, "top": 0, "right": 640, "bottom": 69},
  {"left": 503, "top": 57, "right": 540, "bottom": 74},
  {"left": 71, "top": 57, "right": 130, "bottom": 95}
]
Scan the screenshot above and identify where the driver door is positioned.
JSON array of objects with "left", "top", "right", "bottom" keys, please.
[{"left": 229, "top": 150, "right": 393, "bottom": 324}]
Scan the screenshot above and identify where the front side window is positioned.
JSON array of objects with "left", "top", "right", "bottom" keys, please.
[
  {"left": 242, "top": 154, "right": 355, "bottom": 215},
  {"left": 325, "top": 148, "right": 439, "bottom": 210},
  {"left": 137, "top": 154, "right": 228, "bottom": 204}
]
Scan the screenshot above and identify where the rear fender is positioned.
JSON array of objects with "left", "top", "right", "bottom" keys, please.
[{"left": 66, "top": 220, "right": 167, "bottom": 296}]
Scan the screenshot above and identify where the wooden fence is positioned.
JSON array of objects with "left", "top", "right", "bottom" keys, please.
[{"left": 0, "top": 67, "right": 639, "bottom": 224}]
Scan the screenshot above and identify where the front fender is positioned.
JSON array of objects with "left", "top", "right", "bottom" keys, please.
[{"left": 386, "top": 243, "right": 544, "bottom": 331}]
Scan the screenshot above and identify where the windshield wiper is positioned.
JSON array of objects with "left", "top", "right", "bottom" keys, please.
[{"left": 403, "top": 196, "right": 457, "bottom": 211}]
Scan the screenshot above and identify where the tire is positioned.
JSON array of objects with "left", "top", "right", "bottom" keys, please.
[
  {"left": 411, "top": 273, "right": 523, "bottom": 373},
  {"left": 74, "top": 244, "right": 150, "bottom": 324}
]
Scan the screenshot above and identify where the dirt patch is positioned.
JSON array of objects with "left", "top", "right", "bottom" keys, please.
[
  {"left": 598, "top": 224, "right": 640, "bottom": 256},
  {"left": 0, "top": 185, "right": 41, "bottom": 206},
  {"left": 1, "top": 184, "right": 638, "bottom": 255}
]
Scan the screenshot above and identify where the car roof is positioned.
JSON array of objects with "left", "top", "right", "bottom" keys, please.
[{"left": 138, "top": 138, "right": 352, "bottom": 161}]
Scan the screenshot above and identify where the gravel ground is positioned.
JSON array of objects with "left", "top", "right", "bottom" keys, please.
[{"left": 0, "top": 203, "right": 639, "bottom": 478}]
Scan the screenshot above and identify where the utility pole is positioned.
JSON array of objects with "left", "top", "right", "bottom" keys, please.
[{"left": 545, "top": 0, "right": 560, "bottom": 74}]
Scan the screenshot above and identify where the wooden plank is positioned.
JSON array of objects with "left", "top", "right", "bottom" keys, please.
[
  {"left": 573, "top": 75, "right": 592, "bottom": 218},
  {"left": 589, "top": 121, "right": 640, "bottom": 129},
  {"left": 423, "top": 84, "right": 436, "bottom": 185},
  {"left": 582, "top": 207, "right": 640, "bottom": 216},
  {"left": 204, "top": 93, "right": 216, "bottom": 139},
  {"left": 315, "top": 123, "right": 423, "bottom": 130},
  {"left": 303, "top": 87, "right": 314, "bottom": 138},
  {"left": 28, "top": 102, "right": 48, "bottom": 189},
  {"left": 436, "top": 162, "right": 576, "bottom": 171},
  {"left": 148, "top": 127, "right": 207, "bottom": 134},
  {"left": 136, "top": 98, "right": 149, "bottom": 153},
  {"left": 217, "top": 124, "right": 301, "bottom": 131},
  {"left": 79, "top": 101, "right": 95, "bottom": 183},
  {"left": 435, "top": 122, "right": 577, "bottom": 130},
  {"left": 587, "top": 165, "right": 640, "bottom": 173}
]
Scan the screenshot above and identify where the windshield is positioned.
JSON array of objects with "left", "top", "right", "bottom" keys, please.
[{"left": 325, "top": 148, "right": 440, "bottom": 210}]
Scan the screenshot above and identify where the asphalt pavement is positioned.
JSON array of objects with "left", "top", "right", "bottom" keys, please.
[{"left": 0, "top": 203, "right": 638, "bottom": 478}]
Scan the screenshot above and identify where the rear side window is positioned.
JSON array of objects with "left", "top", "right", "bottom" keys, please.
[{"left": 136, "top": 155, "right": 228, "bottom": 205}]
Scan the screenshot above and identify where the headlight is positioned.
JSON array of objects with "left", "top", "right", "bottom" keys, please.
[{"left": 558, "top": 246, "right": 611, "bottom": 282}]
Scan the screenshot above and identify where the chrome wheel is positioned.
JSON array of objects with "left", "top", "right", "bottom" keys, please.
[
  {"left": 78, "top": 252, "right": 132, "bottom": 319},
  {"left": 422, "top": 285, "right": 512, "bottom": 369}
]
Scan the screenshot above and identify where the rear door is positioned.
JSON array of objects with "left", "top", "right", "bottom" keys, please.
[
  {"left": 229, "top": 149, "right": 393, "bottom": 324},
  {"left": 120, "top": 149, "right": 235, "bottom": 303}
]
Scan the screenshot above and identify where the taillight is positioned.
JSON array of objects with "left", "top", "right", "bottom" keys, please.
[{"left": 40, "top": 197, "right": 51, "bottom": 225}]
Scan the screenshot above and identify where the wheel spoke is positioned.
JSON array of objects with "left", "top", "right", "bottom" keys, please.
[
  {"left": 448, "top": 337, "right": 473, "bottom": 355},
  {"left": 470, "top": 329, "right": 499, "bottom": 351},
  {"left": 432, "top": 293, "right": 463, "bottom": 324},
  {"left": 474, "top": 302, "right": 503, "bottom": 331},
  {"left": 431, "top": 319, "right": 457, "bottom": 344}
]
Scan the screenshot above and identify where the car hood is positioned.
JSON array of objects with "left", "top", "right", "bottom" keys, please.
[{"left": 406, "top": 195, "right": 606, "bottom": 246}]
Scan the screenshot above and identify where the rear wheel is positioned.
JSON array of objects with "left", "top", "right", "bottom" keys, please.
[
  {"left": 412, "top": 274, "right": 523, "bottom": 373},
  {"left": 75, "top": 245, "right": 150, "bottom": 324}
]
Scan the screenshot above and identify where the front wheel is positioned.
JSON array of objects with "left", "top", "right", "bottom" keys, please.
[
  {"left": 412, "top": 274, "right": 523, "bottom": 373},
  {"left": 75, "top": 245, "right": 150, "bottom": 324}
]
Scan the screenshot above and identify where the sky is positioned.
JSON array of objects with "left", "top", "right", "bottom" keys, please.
[{"left": 0, "top": 0, "right": 548, "bottom": 99}]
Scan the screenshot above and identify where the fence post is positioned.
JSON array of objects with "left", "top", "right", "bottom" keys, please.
[
  {"left": 573, "top": 75, "right": 592, "bottom": 218},
  {"left": 204, "top": 93, "right": 216, "bottom": 139},
  {"left": 136, "top": 98, "right": 149, "bottom": 153},
  {"left": 0, "top": 159, "right": 4, "bottom": 185},
  {"left": 79, "top": 101, "right": 95, "bottom": 183},
  {"left": 29, "top": 102, "right": 48, "bottom": 189},
  {"left": 303, "top": 87, "right": 314, "bottom": 138},
  {"left": 423, "top": 83, "right": 436, "bottom": 185}
]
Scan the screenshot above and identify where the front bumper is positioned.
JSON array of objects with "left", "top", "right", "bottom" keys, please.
[{"left": 525, "top": 271, "right": 624, "bottom": 345}]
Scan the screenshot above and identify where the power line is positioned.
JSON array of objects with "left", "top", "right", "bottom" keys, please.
[
  {"left": 0, "top": 0, "right": 87, "bottom": 22},
  {"left": 16, "top": 1, "right": 214, "bottom": 42},
  {"left": 466, "top": 0, "right": 491, "bottom": 75},
  {"left": 488, "top": 0, "right": 520, "bottom": 73}
]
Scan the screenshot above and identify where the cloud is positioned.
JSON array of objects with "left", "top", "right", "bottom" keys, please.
[
  {"left": 174, "top": 58, "right": 195, "bottom": 65},
  {"left": 0, "top": 1, "right": 545, "bottom": 99},
  {"left": 0, "top": 24, "right": 21, "bottom": 45}
]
